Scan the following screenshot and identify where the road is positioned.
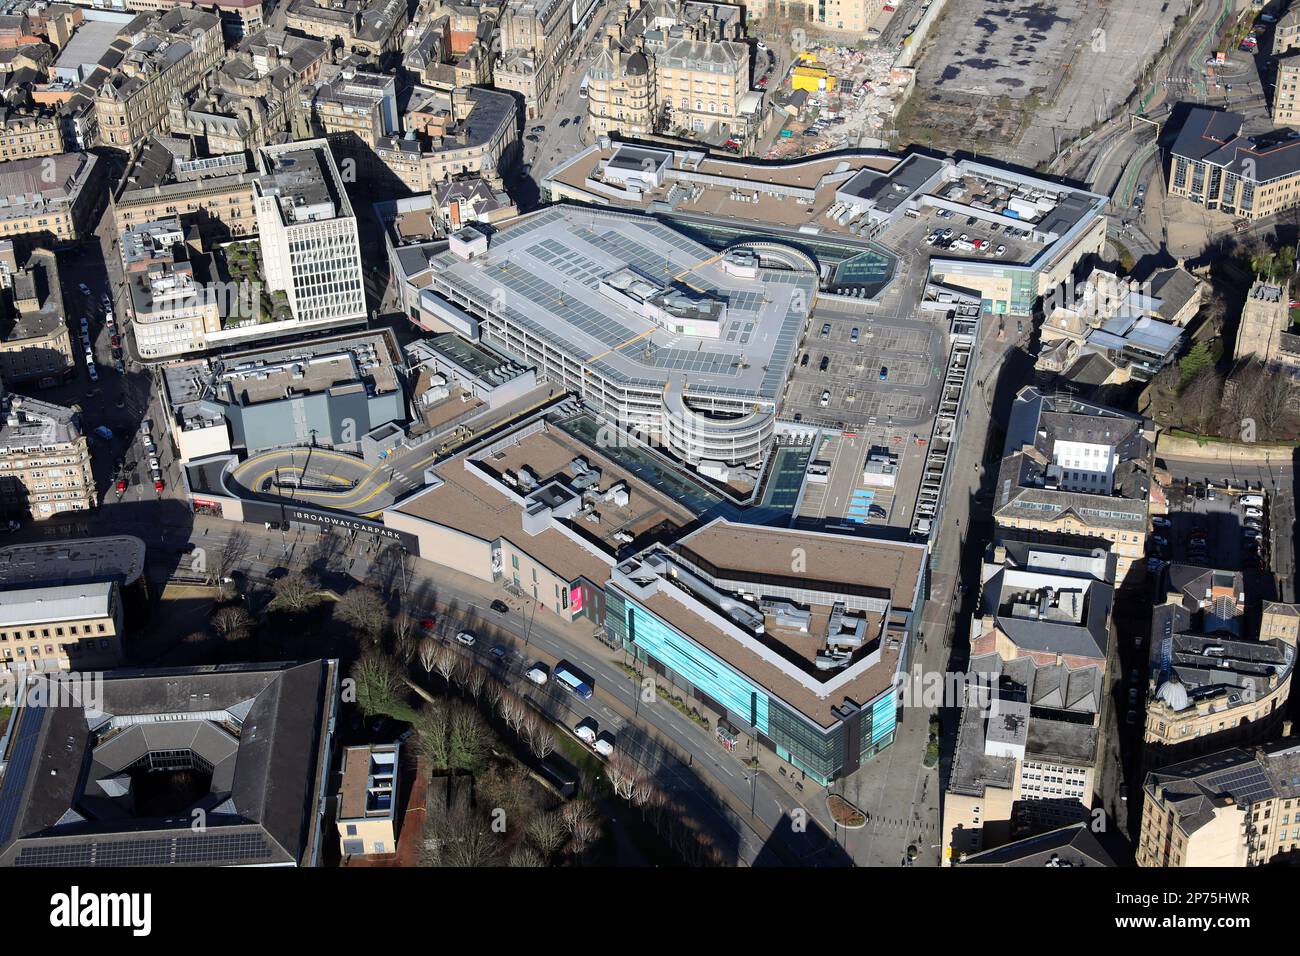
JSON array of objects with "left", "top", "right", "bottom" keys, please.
[
  {"left": 3, "top": 495, "right": 851, "bottom": 866},
  {"left": 518, "top": 0, "right": 627, "bottom": 202}
]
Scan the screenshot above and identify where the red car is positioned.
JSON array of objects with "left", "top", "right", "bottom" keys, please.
[
  {"left": 153, "top": 478, "right": 164, "bottom": 492},
  {"left": 115, "top": 478, "right": 126, "bottom": 493}
]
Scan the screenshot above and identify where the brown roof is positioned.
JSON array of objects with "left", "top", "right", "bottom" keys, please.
[
  {"left": 338, "top": 745, "right": 373, "bottom": 819},
  {"left": 398, "top": 454, "right": 616, "bottom": 586},
  {"left": 677, "top": 521, "right": 926, "bottom": 602},
  {"left": 483, "top": 427, "right": 697, "bottom": 549},
  {"left": 637, "top": 589, "right": 899, "bottom": 728},
  {"left": 549, "top": 147, "right": 897, "bottom": 236}
]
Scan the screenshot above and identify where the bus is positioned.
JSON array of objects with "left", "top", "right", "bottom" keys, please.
[
  {"left": 554, "top": 661, "right": 593, "bottom": 700},
  {"left": 579, "top": 75, "right": 589, "bottom": 98}
]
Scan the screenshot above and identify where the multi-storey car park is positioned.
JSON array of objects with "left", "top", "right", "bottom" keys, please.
[{"left": 396, "top": 204, "right": 818, "bottom": 468}]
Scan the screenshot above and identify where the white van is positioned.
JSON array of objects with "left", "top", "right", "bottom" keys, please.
[
  {"left": 526, "top": 665, "right": 548, "bottom": 686},
  {"left": 1240, "top": 494, "right": 1264, "bottom": 509}
]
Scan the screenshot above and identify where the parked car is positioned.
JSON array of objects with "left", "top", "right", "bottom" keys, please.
[
  {"left": 78, "top": 283, "right": 91, "bottom": 296},
  {"left": 820, "top": 323, "right": 831, "bottom": 337},
  {"left": 490, "top": 599, "right": 510, "bottom": 614},
  {"left": 489, "top": 645, "right": 508, "bottom": 661},
  {"left": 850, "top": 327, "right": 860, "bottom": 343},
  {"left": 819, "top": 389, "right": 831, "bottom": 407},
  {"left": 879, "top": 366, "right": 888, "bottom": 381},
  {"left": 526, "top": 665, "right": 548, "bottom": 685},
  {"left": 819, "top": 355, "right": 829, "bottom": 372},
  {"left": 455, "top": 630, "right": 477, "bottom": 646}
]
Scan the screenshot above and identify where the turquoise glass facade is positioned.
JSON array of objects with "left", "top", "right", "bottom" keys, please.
[
  {"left": 626, "top": 602, "right": 771, "bottom": 734},
  {"left": 607, "top": 586, "right": 900, "bottom": 784}
]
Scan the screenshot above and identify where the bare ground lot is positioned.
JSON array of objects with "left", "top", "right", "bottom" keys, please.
[{"left": 902, "top": 0, "right": 1178, "bottom": 165}]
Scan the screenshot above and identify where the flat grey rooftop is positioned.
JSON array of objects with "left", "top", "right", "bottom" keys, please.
[
  {"left": 0, "top": 536, "right": 146, "bottom": 588},
  {"left": 423, "top": 206, "right": 817, "bottom": 401}
]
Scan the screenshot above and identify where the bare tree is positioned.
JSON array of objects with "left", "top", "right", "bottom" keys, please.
[
  {"left": 391, "top": 614, "right": 419, "bottom": 664},
  {"left": 630, "top": 772, "right": 657, "bottom": 808},
  {"left": 448, "top": 700, "right": 488, "bottom": 772},
  {"left": 462, "top": 664, "right": 489, "bottom": 703},
  {"left": 417, "top": 636, "right": 438, "bottom": 676},
  {"left": 526, "top": 715, "right": 556, "bottom": 761},
  {"left": 211, "top": 606, "right": 255, "bottom": 642},
  {"left": 433, "top": 645, "right": 461, "bottom": 689},
  {"left": 1182, "top": 370, "right": 1223, "bottom": 433},
  {"left": 336, "top": 586, "right": 390, "bottom": 644},
  {"left": 475, "top": 762, "right": 529, "bottom": 827},
  {"left": 268, "top": 571, "right": 323, "bottom": 615},
  {"left": 421, "top": 791, "right": 502, "bottom": 868},
  {"left": 560, "top": 798, "right": 598, "bottom": 835},
  {"left": 350, "top": 649, "right": 405, "bottom": 719},
  {"left": 483, "top": 675, "right": 506, "bottom": 713},
  {"left": 606, "top": 752, "right": 643, "bottom": 801},
  {"left": 1200, "top": 285, "right": 1228, "bottom": 339},
  {"left": 1254, "top": 367, "right": 1295, "bottom": 438},
  {"left": 412, "top": 700, "right": 451, "bottom": 770},
  {"left": 508, "top": 845, "right": 546, "bottom": 867},
  {"left": 526, "top": 811, "right": 568, "bottom": 859},
  {"left": 497, "top": 689, "right": 529, "bottom": 735},
  {"left": 204, "top": 528, "right": 249, "bottom": 587},
  {"left": 568, "top": 812, "right": 598, "bottom": 859}
]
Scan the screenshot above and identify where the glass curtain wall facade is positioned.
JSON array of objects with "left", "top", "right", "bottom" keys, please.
[{"left": 605, "top": 586, "right": 898, "bottom": 784}]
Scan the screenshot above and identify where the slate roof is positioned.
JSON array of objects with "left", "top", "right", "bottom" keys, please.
[
  {"left": 1172, "top": 107, "right": 1300, "bottom": 182},
  {"left": 957, "top": 822, "right": 1121, "bottom": 866},
  {"left": 0, "top": 660, "right": 337, "bottom": 868}
]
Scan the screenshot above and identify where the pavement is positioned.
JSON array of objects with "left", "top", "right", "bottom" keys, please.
[{"left": 3, "top": 491, "right": 858, "bottom": 865}]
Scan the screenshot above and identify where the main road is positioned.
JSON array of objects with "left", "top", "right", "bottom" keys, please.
[{"left": 4, "top": 496, "right": 851, "bottom": 866}]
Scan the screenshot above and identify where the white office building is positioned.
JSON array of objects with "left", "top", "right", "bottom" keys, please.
[{"left": 254, "top": 139, "right": 366, "bottom": 328}]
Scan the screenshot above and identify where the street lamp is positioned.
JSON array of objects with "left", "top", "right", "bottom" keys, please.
[{"left": 523, "top": 592, "right": 538, "bottom": 649}]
